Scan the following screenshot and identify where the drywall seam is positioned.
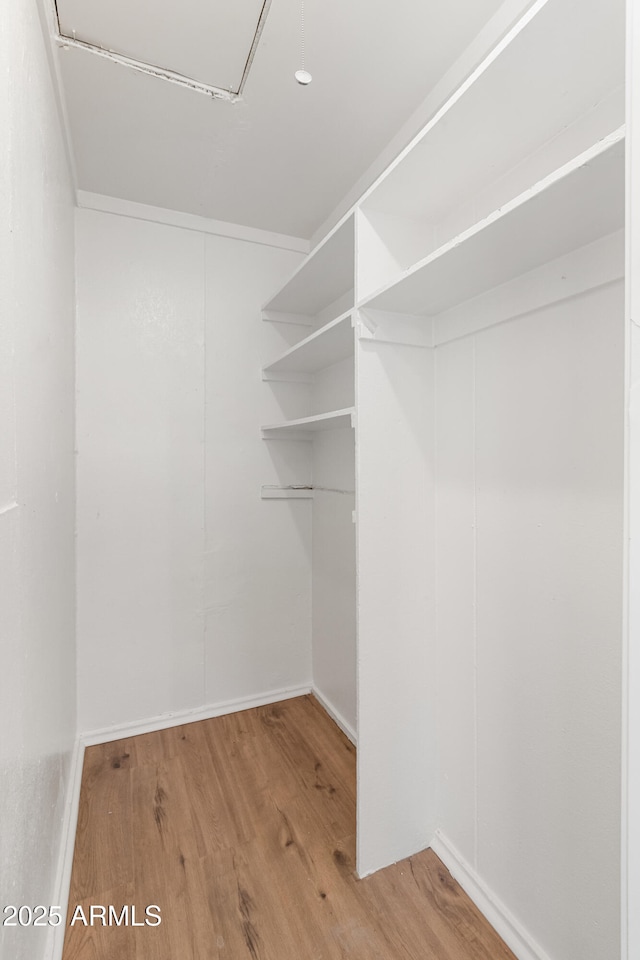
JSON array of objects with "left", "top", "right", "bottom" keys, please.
[
  {"left": 80, "top": 683, "right": 313, "bottom": 745},
  {"left": 311, "top": 687, "right": 357, "bottom": 745},
  {"left": 76, "top": 191, "right": 310, "bottom": 253},
  {"left": 431, "top": 831, "right": 553, "bottom": 960},
  {"left": 48, "top": 737, "right": 85, "bottom": 960}
]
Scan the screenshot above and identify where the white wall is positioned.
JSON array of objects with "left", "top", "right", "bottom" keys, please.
[
  {"left": 75, "top": 209, "right": 310, "bottom": 734},
  {"left": 0, "top": 1, "right": 76, "bottom": 957},
  {"left": 434, "top": 269, "right": 624, "bottom": 960}
]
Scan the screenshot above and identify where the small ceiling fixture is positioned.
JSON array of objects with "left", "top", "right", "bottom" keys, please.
[{"left": 295, "top": 0, "right": 312, "bottom": 85}]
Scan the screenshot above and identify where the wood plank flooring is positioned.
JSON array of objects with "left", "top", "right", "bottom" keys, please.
[{"left": 63, "top": 695, "right": 516, "bottom": 960}]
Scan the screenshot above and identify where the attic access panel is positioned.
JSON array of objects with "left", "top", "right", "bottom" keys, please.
[{"left": 55, "top": 0, "right": 270, "bottom": 95}]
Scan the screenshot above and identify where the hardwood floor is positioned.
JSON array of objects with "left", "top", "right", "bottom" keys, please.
[{"left": 63, "top": 695, "right": 516, "bottom": 960}]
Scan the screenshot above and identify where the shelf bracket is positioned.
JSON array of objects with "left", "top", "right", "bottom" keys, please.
[
  {"left": 356, "top": 308, "right": 434, "bottom": 348},
  {"left": 356, "top": 309, "right": 379, "bottom": 336}
]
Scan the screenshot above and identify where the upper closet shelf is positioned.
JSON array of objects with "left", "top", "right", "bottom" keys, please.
[
  {"left": 361, "top": 0, "right": 624, "bottom": 227},
  {"left": 261, "top": 408, "right": 355, "bottom": 439},
  {"left": 360, "top": 131, "right": 624, "bottom": 318},
  {"left": 263, "top": 214, "right": 355, "bottom": 318},
  {"left": 263, "top": 311, "right": 354, "bottom": 379}
]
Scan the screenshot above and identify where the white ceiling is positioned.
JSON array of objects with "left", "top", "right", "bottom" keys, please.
[{"left": 57, "top": 0, "right": 508, "bottom": 239}]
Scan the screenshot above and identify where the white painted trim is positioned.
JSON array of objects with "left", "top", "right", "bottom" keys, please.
[
  {"left": 311, "top": 687, "right": 357, "bottom": 745},
  {"left": 55, "top": 35, "right": 240, "bottom": 101},
  {"left": 431, "top": 831, "right": 553, "bottom": 960},
  {"left": 76, "top": 191, "right": 310, "bottom": 254},
  {"left": 48, "top": 738, "right": 85, "bottom": 960},
  {"left": 80, "top": 684, "right": 313, "bottom": 745}
]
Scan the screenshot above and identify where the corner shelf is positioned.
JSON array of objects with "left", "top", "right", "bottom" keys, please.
[
  {"left": 360, "top": 130, "right": 624, "bottom": 318},
  {"left": 262, "top": 214, "right": 355, "bottom": 319},
  {"left": 262, "top": 310, "right": 354, "bottom": 380},
  {"left": 261, "top": 407, "right": 355, "bottom": 440}
]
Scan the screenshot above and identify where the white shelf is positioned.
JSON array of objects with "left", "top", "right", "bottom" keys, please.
[
  {"left": 263, "top": 311, "right": 354, "bottom": 379},
  {"left": 261, "top": 485, "right": 355, "bottom": 499},
  {"left": 261, "top": 486, "right": 314, "bottom": 499},
  {"left": 261, "top": 407, "right": 355, "bottom": 439},
  {"left": 262, "top": 214, "right": 354, "bottom": 317},
  {"left": 360, "top": 131, "right": 624, "bottom": 318},
  {"left": 361, "top": 0, "right": 624, "bottom": 228}
]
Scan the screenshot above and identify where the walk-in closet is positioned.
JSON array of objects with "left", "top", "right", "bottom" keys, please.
[{"left": 4, "top": 0, "right": 640, "bottom": 958}]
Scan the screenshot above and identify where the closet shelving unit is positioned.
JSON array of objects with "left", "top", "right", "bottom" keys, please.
[
  {"left": 355, "top": 0, "right": 624, "bottom": 307},
  {"left": 261, "top": 6, "right": 626, "bottom": 947},
  {"left": 260, "top": 212, "right": 356, "bottom": 463},
  {"left": 261, "top": 213, "right": 358, "bottom": 747},
  {"left": 353, "top": 0, "right": 626, "bottom": 885}
]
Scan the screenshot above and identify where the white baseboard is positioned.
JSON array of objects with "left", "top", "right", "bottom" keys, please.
[
  {"left": 431, "top": 831, "right": 553, "bottom": 960},
  {"left": 311, "top": 686, "right": 357, "bottom": 745},
  {"left": 48, "top": 737, "right": 85, "bottom": 960},
  {"left": 80, "top": 683, "right": 313, "bottom": 746}
]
